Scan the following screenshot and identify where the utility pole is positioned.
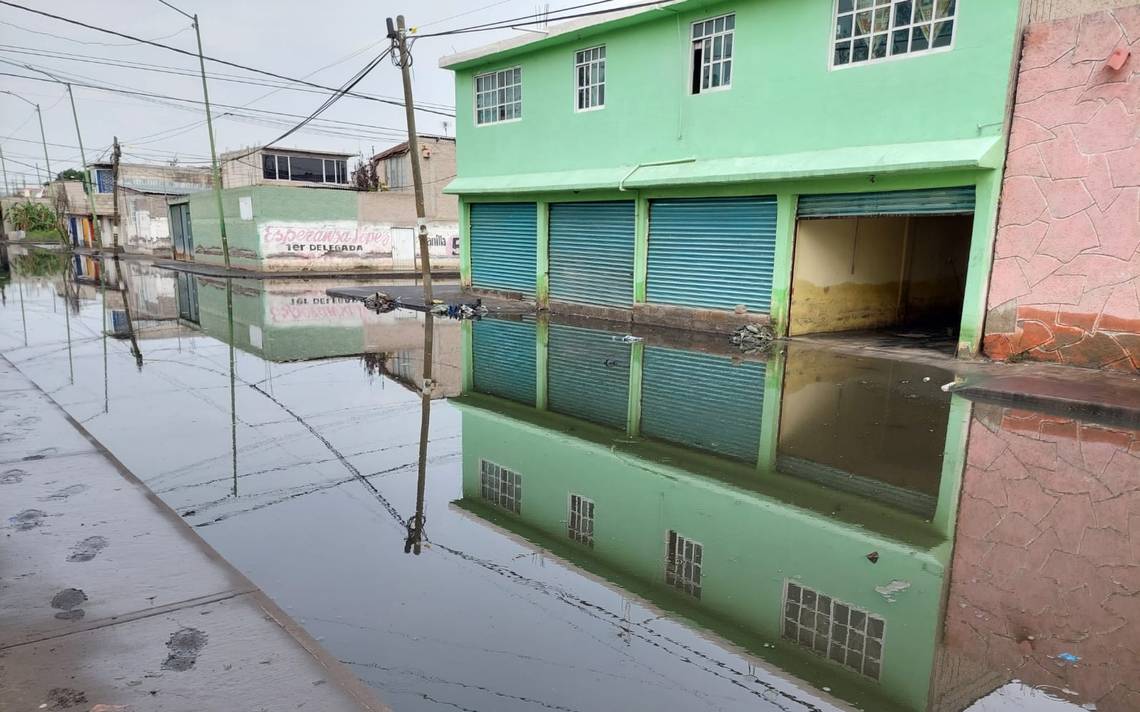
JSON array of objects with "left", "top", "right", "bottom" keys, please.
[
  {"left": 1, "top": 92, "right": 52, "bottom": 181},
  {"left": 0, "top": 145, "right": 9, "bottom": 195},
  {"left": 64, "top": 83, "right": 102, "bottom": 251},
  {"left": 111, "top": 137, "right": 121, "bottom": 251},
  {"left": 156, "top": 1, "right": 230, "bottom": 267},
  {"left": 387, "top": 15, "right": 433, "bottom": 305}
]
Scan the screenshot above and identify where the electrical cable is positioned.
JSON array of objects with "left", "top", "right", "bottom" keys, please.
[
  {"left": 417, "top": 0, "right": 675, "bottom": 37},
  {"left": 0, "top": 1, "right": 454, "bottom": 116}
]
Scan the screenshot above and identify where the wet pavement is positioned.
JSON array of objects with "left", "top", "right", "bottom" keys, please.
[{"left": 1, "top": 245, "right": 1137, "bottom": 712}]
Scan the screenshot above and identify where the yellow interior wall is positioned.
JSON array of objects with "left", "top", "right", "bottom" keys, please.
[{"left": 789, "top": 215, "right": 972, "bottom": 336}]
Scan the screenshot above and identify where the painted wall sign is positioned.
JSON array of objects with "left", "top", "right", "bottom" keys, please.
[
  {"left": 259, "top": 221, "right": 459, "bottom": 260},
  {"left": 265, "top": 288, "right": 370, "bottom": 327}
]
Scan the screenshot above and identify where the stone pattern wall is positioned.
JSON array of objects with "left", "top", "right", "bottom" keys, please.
[
  {"left": 946, "top": 404, "right": 1140, "bottom": 711},
  {"left": 984, "top": 7, "right": 1140, "bottom": 371}
]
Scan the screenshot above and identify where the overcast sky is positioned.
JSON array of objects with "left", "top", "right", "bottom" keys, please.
[{"left": 0, "top": 0, "right": 622, "bottom": 184}]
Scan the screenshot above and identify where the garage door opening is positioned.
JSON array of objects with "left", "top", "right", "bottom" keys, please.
[{"left": 789, "top": 190, "right": 974, "bottom": 351}]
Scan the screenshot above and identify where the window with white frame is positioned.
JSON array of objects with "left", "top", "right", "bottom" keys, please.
[
  {"left": 480, "top": 459, "right": 522, "bottom": 513},
  {"left": 568, "top": 494, "right": 595, "bottom": 547},
  {"left": 474, "top": 67, "right": 522, "bottom": 125},
  {"left": 782, "top": 581, "right": 885, "bottom": 680},
  {"left": 665, "top": 530, "right": 702, "bottom": 598},
  {"left": 690, "top": 13, "right": 734, "bottom": 94},
  {"left": 575, "top": 46, "right": 606, "bottom": 111},
  {"left": 832, "top": 0, "right": 956, "bottom": 67}
]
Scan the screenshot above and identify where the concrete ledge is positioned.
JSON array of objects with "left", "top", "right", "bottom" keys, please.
[
  {"left": 633, "top": 303, "right": 771, "bottom": 334},
  {"left": 548, "top": 300, "right": 633, "bottom": 324}
]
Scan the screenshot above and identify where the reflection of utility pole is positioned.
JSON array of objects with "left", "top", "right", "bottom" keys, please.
[
  {"left": 62, "top": 259, "right": 75, "bottom": 384},
  {"left": 226, "top": 277, "right": 237, "bottom": 496},
  {"left": 387, "top": 15, "right": 433, "bottom": 305},
  {"left": 112, "top": 255, "right": 143, "bottom": 370},
  {"left": 17, "top": 279, "right": 27, "bottom": 346},
  {"left": 405, "top": 312, "right": 434, "bottom": 555}
]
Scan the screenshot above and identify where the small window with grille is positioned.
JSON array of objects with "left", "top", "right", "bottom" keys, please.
[
  {"left": 480, "top": 459, "right": 522, "bottom": 513},
  {"left": 665, "top": 530, "right": 703, "bottom": 598},
  {"left": 568, "top": 494, "right": 595, "bottom": 547},
  {"left": 782, "top": 581, "right": 885, "bottom": 680}
]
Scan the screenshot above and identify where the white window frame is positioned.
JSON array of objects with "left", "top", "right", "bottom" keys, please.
[
  {"left": 665, "top": 530, "right": 703, "bottom": 599},
  {"left": 782, "top": 579, "right": 886, "bottom": 680},
  {"left": 689, "top": 13, "right": 735, "bottom": 95},
  {"left": 573, "top": 45, "right": 606, "bottom": 112},
  {"left": 829, "top": 0, "right": 957, "bottom": 71},
  {"left": 262, "top": 152, "right": 347, "bottom": 185},
  {"left": 473, "top": 66, "right": 523, "bottom": 126},
  {"left": 567, "top": 493, "right": 595, "bottom": 547},
  {"left": 479, "top": 459, "right": 522, "bottom": 513}
]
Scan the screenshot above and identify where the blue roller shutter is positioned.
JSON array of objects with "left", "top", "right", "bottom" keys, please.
[
  {"left": 797, "top": 187, "right": 977, "bottom": 218},
  {"left": 549, "top": 201, "right": 635, "bottom": 307},
  {"left": 640, "top": 347, "right": 765, "bottom": 463},
  {"left": 472, "top": 318, "right": 536, "bottom": 405},
  {"left": 548, "top": 323, "right": 630, "bottom": 429},
  {"left": 470, "top": 202, "right": 537, "bottom": 295},
  {"left": 647, "top": 196, "right": 777, "bottom": 312}
]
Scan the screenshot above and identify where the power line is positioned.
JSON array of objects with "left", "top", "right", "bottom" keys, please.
[
  {"left": 0, "top": 0, "right": 455, "bottom": 117},
  {"left": 0, "top": 44, "right": 455, "bottom": 111},
  {"left": 0, "top": 18, "right": 193, "bottom": 47},
  {"left": 417, "top": 0, "right": 674, "bottom": 37},
  {"left": 0, "top": 71, "right": 411, "bottom": 139}
]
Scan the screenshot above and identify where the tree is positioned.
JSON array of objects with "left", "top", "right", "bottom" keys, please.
[
  {"left": 9, "top": 202, "right": 58, "bottom": 232},
  {"left": 56, "top": 168, "right": 86, "bottom": 182}
]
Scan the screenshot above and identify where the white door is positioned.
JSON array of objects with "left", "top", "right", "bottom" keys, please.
[{"left": 392, "top": 227, "right": 415, "bottom": 268}]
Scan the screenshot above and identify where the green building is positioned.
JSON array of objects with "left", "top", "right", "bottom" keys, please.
[
  {"left": 441, "top": 0, "right": 1021, "bottom": 356},
  {"left": 453, "top": 315, "right": 979, "bottom": 711}
]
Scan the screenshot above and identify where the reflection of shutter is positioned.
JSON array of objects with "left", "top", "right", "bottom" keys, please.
[
  {"left": 647, "top": 196, "right": 777, "bottom": 312},
  {"left": 548, "top": 324, "right": 630, "bottom": 429},
  {"left": 777, "top": 455, "right": 937, "bottom": 518},
  {"left": 641, "top": 347, "right": 765, "bottom": 463},
  {"left": 472, "top": 318, "right": 536, "bottom": 405},
  {"left": 549, "top": 201, "right": 635, "bottom": 307},
  {"left": 470, "top": 202, "right": 537, "bottom": 295},
  {"left": 797, "top": 187, "right": 976, "bottom": 218}
]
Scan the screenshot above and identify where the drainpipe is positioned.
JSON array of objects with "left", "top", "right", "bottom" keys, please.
[{"left": 618, "top": 157, "right": 696, "bottom": 192}]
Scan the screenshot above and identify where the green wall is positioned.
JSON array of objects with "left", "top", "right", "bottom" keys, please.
[
  {"left": 187, "top": 185, "right": 358, "bottom": 269},
  {"left": 456, "top": 403, "right": 948, "bottom": 712},
  {"left": 450, "top": 0, "right": 1019, "bottom": 177}
]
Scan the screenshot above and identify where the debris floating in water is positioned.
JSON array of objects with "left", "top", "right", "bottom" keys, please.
[
  {"left": 1056, "top": 652, "right": 1081, "bottom": 663},
  {"left": 730, "top": 324, "right": 775, "bottom": 353}
]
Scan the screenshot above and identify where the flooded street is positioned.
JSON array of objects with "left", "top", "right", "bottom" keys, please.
[{"left": 2, "top": 247, "right": 1136, "bottom": 712}]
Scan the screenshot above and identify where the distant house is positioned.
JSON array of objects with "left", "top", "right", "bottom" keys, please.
[
  {"left": 177, "top": 140, "right": 460, "bottom": 274},
  {"left": 370, "top": 135, "right": 458, "bottom": 224}
]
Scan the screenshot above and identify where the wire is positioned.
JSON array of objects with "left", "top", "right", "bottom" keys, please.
[
  {"left": 0, "top": 44, "right": 455, "bottom": 111},
  {"left": 0, "top": 1, "right": 454, "bottom": 117},
  {"left": 0, "top": 18, "right": 193, "bottom": 47},
  {"left": 418, "top": 0, "right": 674, "bottom": 37},
  {"left": 416, "top": 0, "right": 516, "bottom": 29}
]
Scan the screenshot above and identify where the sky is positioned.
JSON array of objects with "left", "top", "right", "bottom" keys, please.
[{"left": 0, "top": 0, "right": 624, "bottom": 186}]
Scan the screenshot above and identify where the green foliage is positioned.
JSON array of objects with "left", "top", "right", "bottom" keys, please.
[
  {"left": 56, "top": 168, "right": 86, "bottom": 181},
  {"left": 8, "top": 201, "right": 59, "bottom": 232},
  {"left": 13, "top": 248, "right": 69, "bottom": 277}
]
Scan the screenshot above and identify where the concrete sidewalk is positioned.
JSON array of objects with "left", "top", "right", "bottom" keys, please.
[{"left": 0, "top": 358, "right": 388, "bottom": 712}]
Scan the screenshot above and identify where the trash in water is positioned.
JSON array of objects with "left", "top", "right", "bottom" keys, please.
[
  {"left": 730, "top": 324, "right": 775, "bottom": 353},
  {"left": 874, "top": 579, "right": 911, "bottom": 602},
  {"left": 866, "top": 551, "right": 879, "bottom": 564},
  {"left": 1056, "top": 652, "right": 1081, "bottom": 663},
  {"left": 612, "top": 334, "right": 643, "bottom": 343}
]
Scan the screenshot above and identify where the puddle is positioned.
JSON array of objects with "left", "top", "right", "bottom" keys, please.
[{"left": 0, "top": 251, "right": 1127, "bottom": 712}]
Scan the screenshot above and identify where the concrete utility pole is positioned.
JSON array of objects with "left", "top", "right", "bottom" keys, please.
[
  {"left": 156, "top": 1, "right": 230, "bottom": 267},
  {"left": 387, "top": 15, "right": 434, "bottom": 305},
  {"left": 1, "top": 92, "right": 52, "bottom": 181},
  {"left": 111, "top": 137, "right": 121, "bottom": 251},
  {"left": 0, "top": 145, "right": 9, "bottom": 195},
  {"left": 63, "top": 82, "right": 102, "bottom": 250}
]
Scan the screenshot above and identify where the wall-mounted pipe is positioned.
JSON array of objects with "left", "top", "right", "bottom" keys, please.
[{"left": 618, "top": 157, "right": 696, "bottom": 191}]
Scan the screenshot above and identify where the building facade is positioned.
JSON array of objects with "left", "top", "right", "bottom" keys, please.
[
  {"left": 219, "top": 146, "right": 355, "bottom": 190},
  {"left": 370, "top": 135, "right": 458, "bottom": 222},
  {"left": 442, "top": 0, "right": 1023, "bottom": 356},
  {"left": 982, "top": 5, "right": 1140, "bottom": 371}
]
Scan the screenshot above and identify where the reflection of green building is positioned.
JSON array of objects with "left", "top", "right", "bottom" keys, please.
[{"left": 453, "top": 317, "right": 972, "bottom": 712}]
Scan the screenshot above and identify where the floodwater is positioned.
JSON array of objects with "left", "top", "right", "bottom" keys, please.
[{"left": 1, "top": 246, "right": 1135, "bottom": 712}]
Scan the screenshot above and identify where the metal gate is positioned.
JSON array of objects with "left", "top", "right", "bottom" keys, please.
[
  {"left": 796, "top": 187, "right": 977, "bottom": 218},
  {"left": 472, "top": 318, "right": 537, "bottom": 405},
  {"left": 549, "top": 201, "right": 635, "bottom": 307},
  {"left": 548, "top": 323, "right": 630, "bottom": 429},
  {"left": 640, "top": 346, "right": 766, "bottom": 463},
  {"left": 470, "top": 202, "right": 537, "bottom": 295},
  {"left": 647, "top": 196, "right": 777, "bottom": 312},
  {"left": 169, "top": 203, "right": 193, "bottom": 259}
]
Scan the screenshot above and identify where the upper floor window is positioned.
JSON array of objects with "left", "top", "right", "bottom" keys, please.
[
  {"left": 691, "top": 13, "right": 734, "bottom": 94},
  {"left": 475, "top": 67, "right": 522, "bottom": 125},
  {"left": 383, "top": 155, "right": 410, "bottom": 189},
  {"left": 94, "top": 168, "right": 114, "bottom": 194},
  {"left": 261, "top": 152, "right": 347, "bottom": 184},
  {"left": 575, "top": 46, "right": 606, "bottom": 111},
  {"left": 833, "top": 0, "right": 956, "bottom": 68},
  {"left": 782, "top": 580, "right": 885, "bottom": 680}
]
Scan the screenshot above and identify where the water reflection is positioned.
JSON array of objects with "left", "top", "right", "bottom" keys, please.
[{"left": 0, "top": 255, "right": 1131, "bottom": 712}]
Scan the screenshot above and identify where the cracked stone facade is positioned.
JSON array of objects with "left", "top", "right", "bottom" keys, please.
[
  {"left": 984, "top": 7, "right": 1140, "bottom": 371},
  {"left": 945, "top": 403, "right": 1140, "bottom": 711}
]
